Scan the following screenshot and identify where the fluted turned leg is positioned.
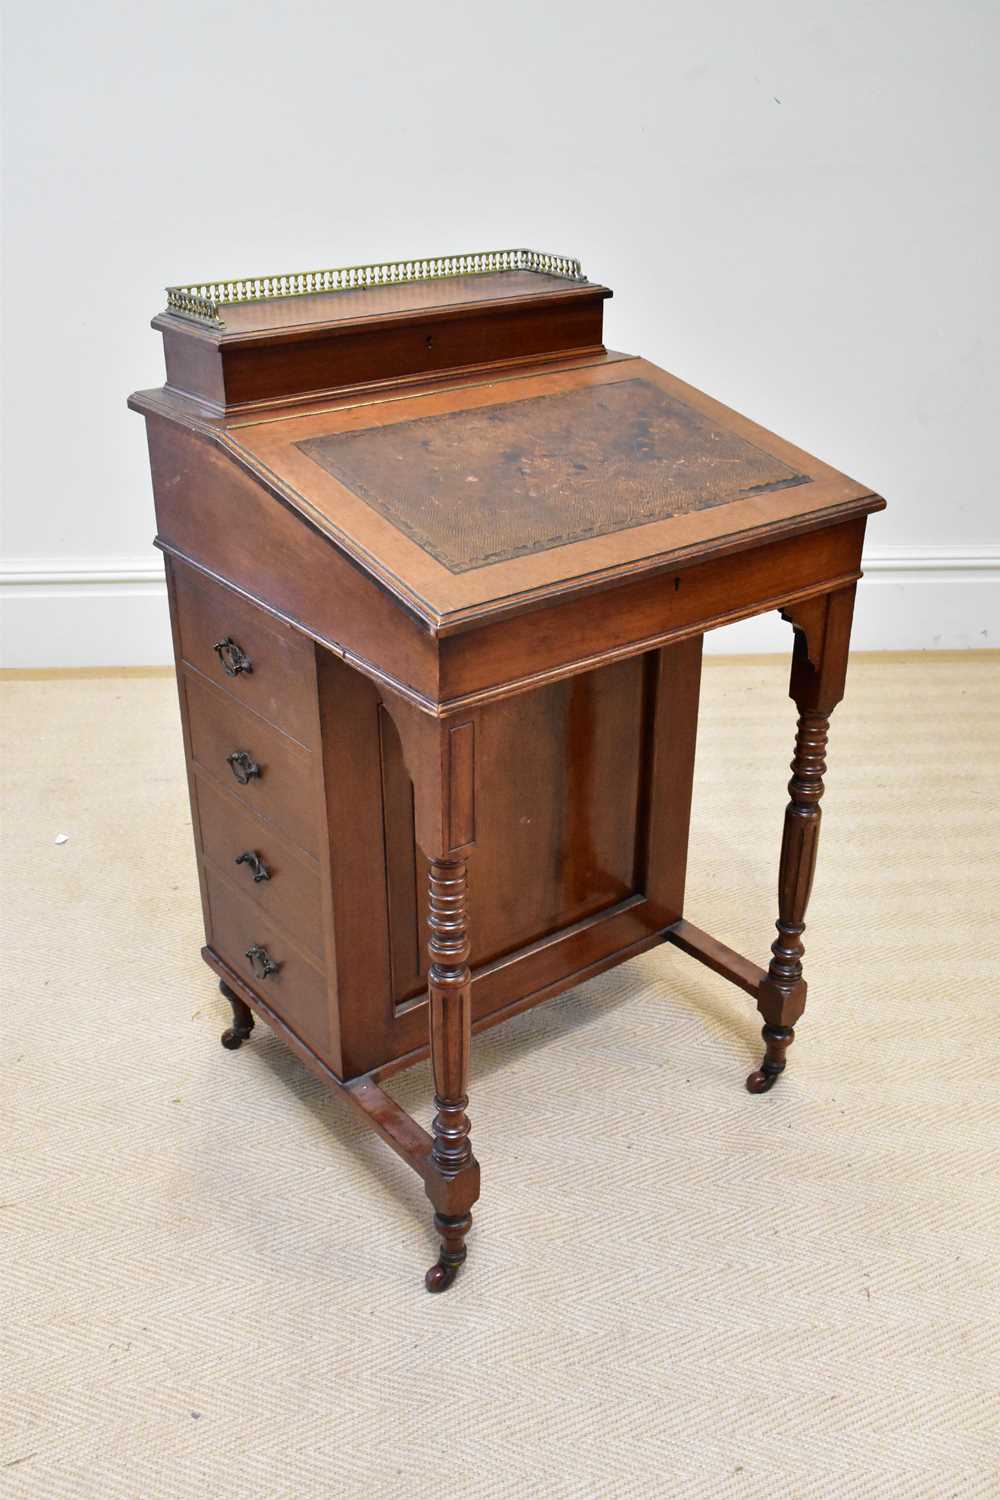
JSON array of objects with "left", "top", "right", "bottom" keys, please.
[
  {"left": 424, "top": 856, "right": 478, "bottom": 1292},
  {"left": 219, "top": 980, "right": 255, "bottom": 1050},
  {"left": 749, "top": 587, "right": 856, "bottom": 1093},
  {"left": 748, "top": 709, "right": 829, "bottom": 1092}
]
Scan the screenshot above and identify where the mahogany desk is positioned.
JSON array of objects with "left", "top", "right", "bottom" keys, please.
[{"left": 129, "top": 250, "right": 885, "bottom": 1292}]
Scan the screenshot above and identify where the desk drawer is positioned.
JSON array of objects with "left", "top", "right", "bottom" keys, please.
[
  {"left": 195, "top": 772, "right": 324, "bottom": 963},
  {"left": 205, "top": 866, "right": 332, "bottom": 1060},
  {"left": 172, "top": 561, "right": 316, "bottom": 748},
  {"left": 184, "top": 670, "right": 319, "bottom": 858}
]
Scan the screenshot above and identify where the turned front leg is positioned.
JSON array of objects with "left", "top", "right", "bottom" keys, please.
[
  {"left": 748, "top": 710, "right": 828, "bottom": 1091},
  {"left": 424, "top": 855, "right": 479, "bottom": 1291},
  {"left": 749, "top": 587, "right": 855, "bottom": 1093}
]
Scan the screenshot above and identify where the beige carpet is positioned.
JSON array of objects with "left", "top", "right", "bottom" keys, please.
[{"left": 3, "top": 654, "right": 998, "bottom": 1499}]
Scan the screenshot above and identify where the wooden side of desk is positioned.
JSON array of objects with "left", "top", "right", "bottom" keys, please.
[{"left": 144, "top": 414, "right": 441, "bottom": 704}]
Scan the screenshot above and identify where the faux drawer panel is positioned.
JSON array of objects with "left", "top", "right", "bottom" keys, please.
[
  {"left": 184, "top": 669, "right": 319, "bottom": 857},
  {"left": 173, "top": 561, "right": 316, "bottom": 748},
  {"left": 205, "top": 866, "right": 332, "bottom": 1060},
  {"left": 194, "top": 770, "right": 324, "bottom": 963}
]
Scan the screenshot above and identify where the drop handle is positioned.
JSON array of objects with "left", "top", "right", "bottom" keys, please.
[
  {"left": 226, "top": 750, "right": 260, "bottom": 785},
  {"left": 245, "top": 944, "right": 280, "bottom": 980},
  {"left": 213, "top": 637, "right": 252, "bottom": 677},
  {"left": 235, "top": 849, "right": 270, "bottom": 883}
]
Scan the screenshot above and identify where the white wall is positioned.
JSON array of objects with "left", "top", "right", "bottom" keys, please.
[{"left": 2, "top": 0, "right": 997, "bottom": 665}]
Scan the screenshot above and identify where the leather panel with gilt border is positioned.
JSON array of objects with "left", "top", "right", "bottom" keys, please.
[
  {"left": 295, "top": 378, "right": 808, "bottom": 573},
  {"left": 224, "top": 357, "right": 881, "bottom": 626}
]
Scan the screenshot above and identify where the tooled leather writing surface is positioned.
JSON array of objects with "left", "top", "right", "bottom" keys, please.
[{"left": 296, "top": 377, "right": 809, "bottom": 573}]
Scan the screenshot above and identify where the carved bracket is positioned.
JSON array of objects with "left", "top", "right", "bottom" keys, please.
[
  {"left": 780, "top": 584, "right": 857, "bottom": 717},
  {"left": 377, "top": 687, "right": 478, "bottom": 858},
  {"left": 779, "top": 596, "right": 829, "bottom": 671}
]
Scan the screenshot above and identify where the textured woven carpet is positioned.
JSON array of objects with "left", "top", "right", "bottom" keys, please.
[{"left": 3, "top": 655, "right": 998, "bottom": 1499}]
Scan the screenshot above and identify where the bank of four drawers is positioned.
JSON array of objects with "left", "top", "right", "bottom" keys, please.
[{"left": 171, "top": 562, "right": 328, "bottom": 1049}]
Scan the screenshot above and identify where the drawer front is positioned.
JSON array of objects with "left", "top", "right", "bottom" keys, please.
[
  {"left": 184, "top": 670, "right": 319, "bottom": 857},
  {"left": 194, "top": 771, "right": 324, "bottom": 963},
  {"left": 205, "top": 866, "right": 332, "bottom": 1060},
  {"left": 172, "top": 561, "right": 316, "bottom": 748}
]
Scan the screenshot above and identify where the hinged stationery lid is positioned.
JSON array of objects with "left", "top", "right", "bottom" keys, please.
[{"left": 152, "top": 248, "right": 610, "bottom": 414}]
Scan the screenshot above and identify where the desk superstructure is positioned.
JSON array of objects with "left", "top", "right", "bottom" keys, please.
[{"left": 130, "top": 249, "right": 884, "bottom": 1291}]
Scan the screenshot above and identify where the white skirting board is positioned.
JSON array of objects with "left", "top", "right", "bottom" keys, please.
[{"left": 0, "top": 549, "right": 997, "bottom": 668}]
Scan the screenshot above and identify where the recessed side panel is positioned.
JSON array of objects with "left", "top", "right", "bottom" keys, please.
[
  {"left": 388, "top": 646, "right": 701, "bottom": 1014},
  {"left": 464, "top": 655, "right": 649, "bottom": 967},
  {"left": 372, "top": 654, "right": 650, "bottom": 1018},
  {"left": 320, "top": 645, "right": 702, "bottom": 1078},
  {"left": 370, "top": 643, "right": 701, "bottom": 1074}
]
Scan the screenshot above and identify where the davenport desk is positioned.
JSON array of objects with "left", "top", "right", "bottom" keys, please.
[{"left": 129, "top": 249, "right": 885, "bottom": 1292}]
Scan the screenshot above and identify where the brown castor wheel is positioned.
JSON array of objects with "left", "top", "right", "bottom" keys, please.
[
  {"left": 424, "top": 1257, "right": 463, "bottom": 1293},
  {"left": 424, "top": 1211, "right": 471, "bottom": 1293},
  {"left": 746, "top": 1024, "right": 794, "bottom": 1093}
]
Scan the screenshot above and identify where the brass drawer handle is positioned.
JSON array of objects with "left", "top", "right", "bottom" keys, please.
[
  {"left": 226, "top": 749, "right": 260, "bottom": 785},
  {"left": 245, "top": 943, "right": 280, "bottom": 980},
  {"left": 213, "top": 637, "right": 253, "bottom": 677},
  {"left": 235, "top": 849, "right": 270, "bottom": 883}
]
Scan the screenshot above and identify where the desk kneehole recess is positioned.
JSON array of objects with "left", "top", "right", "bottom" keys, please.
[{"left": 129, "top": 248, "right": 885, "bottom": 1293}]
